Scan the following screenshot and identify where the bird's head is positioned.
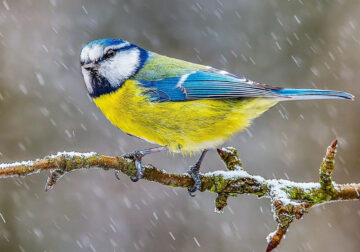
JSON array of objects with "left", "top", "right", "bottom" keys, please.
[{"left": 80, "top": 38, "right": 148, "bottom": 97}]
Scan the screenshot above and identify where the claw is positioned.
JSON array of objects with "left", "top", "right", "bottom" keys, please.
[
  {"left": 122, "top": 151, "right": 144, "bottom": 182},
  {"left": 129, "top": 159, "right": 143, "bottom": 182},
  {"left": 186, "top": 149, "right": 208, "bottom": 197},
  {"left": 123, "top": 150, "right": 144, "bottom": 160},
  {"left": 187, "top": 165, "right": 202, "bottom": 197},
  {"left": 117, "top": 146, "right": 167, "bottom": 183},
  {"left": 115, "top": 171, "right": 121, "bottom": 180}
]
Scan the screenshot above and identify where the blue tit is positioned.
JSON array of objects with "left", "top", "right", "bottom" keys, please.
[{"left": 80, "top": 38, "right": 353, "bottom": 195}]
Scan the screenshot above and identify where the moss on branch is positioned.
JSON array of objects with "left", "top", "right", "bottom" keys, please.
[{"left": 0, "top": 140, "right": 358, "bottom": 251}]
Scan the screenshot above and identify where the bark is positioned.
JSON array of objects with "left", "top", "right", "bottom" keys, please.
[{"left": 0, "top": 140, "right": 357, "bottom": 251}]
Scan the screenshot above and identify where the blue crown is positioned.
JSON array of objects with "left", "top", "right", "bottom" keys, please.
[{"left": 85, "top": 38, "right": 128, "bottom": 48}]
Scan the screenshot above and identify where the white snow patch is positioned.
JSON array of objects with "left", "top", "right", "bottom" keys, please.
[
  {"left": 214, "top": 207, "right": 224, "bottom": 214},
  {"left": 266, "top": 230, "right": 277, "bottom": 243},
  {"left": 0, "top": 160, "right": 34, "bottom": 170},
  {"left": 0, "top": 152, "right": 95, "bottom": 177},
  {"left": 204, "top": 170, "right": 265, "bottom": 183},
  {"left": 266, "top": 179, "right": 320, "bottom": 205},
  {"left": 47, "top": 151, "right": 97, "bottom": 159}
]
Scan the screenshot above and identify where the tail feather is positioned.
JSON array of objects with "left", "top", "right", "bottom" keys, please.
[{"left": 271, "top": 88, "right": 354, "bottom": 101}]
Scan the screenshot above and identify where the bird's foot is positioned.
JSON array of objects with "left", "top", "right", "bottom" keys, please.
[
  {"left": 187, "top": 163, "right": 202, "bottom": 197},
  {"left": 186, "top": 149, "right": 208, "bottom": 197},
  {"left": 115, "top": 146, "right": 167, "bottom": 182},
  {"left": 116, "top": 150, "right": 145, "bottom": 182}
]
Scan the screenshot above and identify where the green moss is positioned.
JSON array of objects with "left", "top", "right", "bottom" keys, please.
[
  {"left": 207, "top": 175, "right": 230, "bottom": 193},
  {"left": 285, "top": 186, "right": 336, "bottom": 204},
  {"left": 215, "top": 193, "right": 229, "bottom": 212}
]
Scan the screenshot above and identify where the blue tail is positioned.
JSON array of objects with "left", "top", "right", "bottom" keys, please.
[{"left": 271, "top": 88, "right": 354, "bottom": 101}]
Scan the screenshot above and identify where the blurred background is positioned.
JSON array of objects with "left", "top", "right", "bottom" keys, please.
[{"left": 0, "top": 0, "right": 359, "bottom": 251}]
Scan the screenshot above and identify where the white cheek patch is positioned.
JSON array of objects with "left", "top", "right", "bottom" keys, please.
[
  {"left": 99, "top": 48, "right": 140, "bottom": 87},
  {"left": 81, "top": 68, "right": 93, "bottom": 93}
]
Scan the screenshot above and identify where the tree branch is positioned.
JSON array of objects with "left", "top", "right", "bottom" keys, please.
[{"left": 0, "top": 140, "right": 358, "bottom": 251}]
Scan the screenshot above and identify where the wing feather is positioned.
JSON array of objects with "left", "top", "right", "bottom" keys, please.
[{"left": 137, "top": 67, "right": 283, "bottom": 102}]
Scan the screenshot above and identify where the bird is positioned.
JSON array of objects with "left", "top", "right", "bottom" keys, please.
[{"left": 80, "top": 38, "right": 354, "bottom": 195}]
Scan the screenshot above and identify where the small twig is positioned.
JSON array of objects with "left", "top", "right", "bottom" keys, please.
[
  {"left": 45, "top": 169, "right": 66, "bottom": 192},
  {"left": 266, "top": 201, "right": 311, "bottom": 252},
  {"left": 320, "top": 139, "right": 337, "bottom": 191},
  {"left": 0, "top": 140, "right": 358, "bottom": 251}
]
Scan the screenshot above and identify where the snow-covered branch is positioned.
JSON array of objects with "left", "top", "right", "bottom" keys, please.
[{"left": 0, "top": 140, "right": 358, "bottom": 251}]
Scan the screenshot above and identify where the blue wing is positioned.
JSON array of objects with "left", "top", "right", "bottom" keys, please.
[{"left": 138, "top": 68, "right": 282, "bottom": 102}]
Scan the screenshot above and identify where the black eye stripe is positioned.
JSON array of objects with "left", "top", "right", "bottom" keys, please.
[
  {"left": 102, "top": 49, "right": 115, "bottom": 60},
  {"left": 99, "top": 45, "right": 134, "bottom": 62},
  {"left": 81, "top": 44, "right": 135, "bottom": 65}
]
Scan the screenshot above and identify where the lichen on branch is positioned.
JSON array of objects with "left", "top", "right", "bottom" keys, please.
[{"left": 0, "top": 140, "right": 358, "bottom": 251}]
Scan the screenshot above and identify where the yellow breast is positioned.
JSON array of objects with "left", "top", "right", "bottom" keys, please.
[{"left": 93, "top": 80, "right": 278, "bottom": 154}]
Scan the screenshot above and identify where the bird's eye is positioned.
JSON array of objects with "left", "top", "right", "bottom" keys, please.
[{"left": 104, "top": 49, "right": 115, "bottom": 59}]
